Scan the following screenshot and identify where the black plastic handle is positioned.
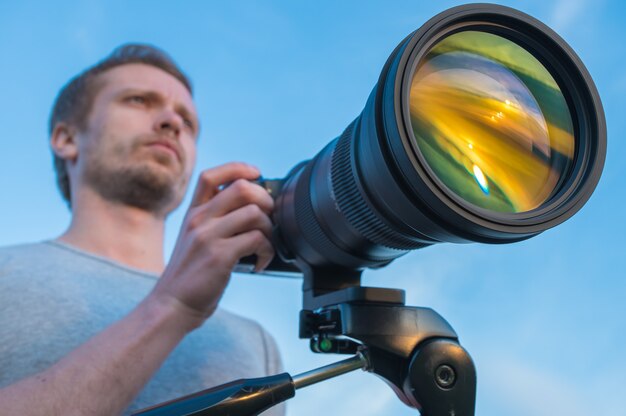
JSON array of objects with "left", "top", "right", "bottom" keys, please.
[{"left": 132, "top": 373, "right": 295, "bottom": 416}]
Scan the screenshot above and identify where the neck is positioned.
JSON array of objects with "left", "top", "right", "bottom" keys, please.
[{"left": 58, "top": 187, "right": 168, "bottom": 274}]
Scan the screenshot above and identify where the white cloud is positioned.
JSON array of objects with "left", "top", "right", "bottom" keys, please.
[
  {"left": 550, "top": 0, "right": 589, "bottom": 32},
  {"left": 66, "top": 0, "right": 106, "bottom": 59},
  {"left": 480, "top": 352, "right": 593, "bottom": 416}
]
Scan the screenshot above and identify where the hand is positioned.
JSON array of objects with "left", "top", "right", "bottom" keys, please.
[{"left": 150, "top": 162, "right": 275, "bottom": 328}]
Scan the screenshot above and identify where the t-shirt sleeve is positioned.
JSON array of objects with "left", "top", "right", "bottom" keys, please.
[
  {"left": 259, "top": 328, "right": 286, "bottom": 416},
  {"left": 261, "top": 327, "right": 283, "bottom": 376}
]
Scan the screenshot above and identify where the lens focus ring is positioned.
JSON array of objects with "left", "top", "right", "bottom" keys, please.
[{"left": 331, "top": 121, "right": 426, "bottom": 250}]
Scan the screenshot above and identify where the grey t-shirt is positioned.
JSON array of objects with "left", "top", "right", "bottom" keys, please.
[{"left": 0, "top": 241, "right": 285, "bottom": 415}]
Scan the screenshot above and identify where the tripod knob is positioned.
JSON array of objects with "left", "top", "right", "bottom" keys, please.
[{"left": 403, "top": 339, "right": 476, "bottom": 416}]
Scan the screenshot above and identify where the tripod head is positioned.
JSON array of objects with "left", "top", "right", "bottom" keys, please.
[{"left": 299, "top": 266, "right": 476, "bottom": 415}]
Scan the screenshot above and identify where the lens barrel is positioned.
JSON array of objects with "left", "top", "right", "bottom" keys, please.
[{"left": 272, "top": 4, "right": 606, "bottom": 272}]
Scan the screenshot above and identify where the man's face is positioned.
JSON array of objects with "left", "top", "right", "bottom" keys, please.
[{"left": 74, "top": 63, "right": 199, "bottom": 214}]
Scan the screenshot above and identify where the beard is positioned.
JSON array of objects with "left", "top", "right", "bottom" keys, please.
[{"left": 83, "top": 134, "right": 187, "bottom": 213}]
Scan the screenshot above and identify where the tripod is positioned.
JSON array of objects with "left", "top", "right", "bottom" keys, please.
[{"left": 133, "top": 268, "right": 476, "bottom": 416}]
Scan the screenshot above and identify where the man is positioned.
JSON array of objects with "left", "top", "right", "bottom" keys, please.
[{"left": 0, "top": 44, "right": 284, "bottom": 415}]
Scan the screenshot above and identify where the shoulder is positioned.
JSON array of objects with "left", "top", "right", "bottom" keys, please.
[
  {"left": 0, "top": 241, "right": 59, "bottom": 272},
  {"left": 210, "top": 307, "right": 264, "bottom": 330},
  {"left": 194, "top": 308, "right": 283, "bottom": 375},
  {"left": 0, "top": 241, "right": 54, "bottom": 257},
  {"left": 0, "top": 240, "right": 82, "bottom": 264},
  {"left": 204, "top": 308, "right": 276, "bottom": 348},
  {"left": 0, "top": 240, "right": 95, "bottom": 281}
]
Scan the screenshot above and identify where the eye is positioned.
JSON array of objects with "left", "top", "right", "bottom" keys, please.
[
  {"left": 127, "top": 95, "right": 147, "bottom": 105},
  {"left": 183, "top": 118, "right": 195, "bottom": 130}
]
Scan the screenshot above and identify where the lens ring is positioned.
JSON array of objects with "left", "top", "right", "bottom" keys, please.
[{"left": 386, "top": 5, "right": 605, "bottom": 235}]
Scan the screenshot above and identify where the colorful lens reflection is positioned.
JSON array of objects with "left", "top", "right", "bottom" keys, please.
[{"left": 409, "top": 31, "right": 575, "bottom": 213}]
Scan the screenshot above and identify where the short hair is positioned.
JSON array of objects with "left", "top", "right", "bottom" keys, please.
[{"left": 49, "top": 44, "right": 193, "bottom": 206}]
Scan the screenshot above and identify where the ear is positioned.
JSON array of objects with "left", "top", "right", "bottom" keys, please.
[{"left": 50, "top": 122, "right": 79, "bottom": 164}]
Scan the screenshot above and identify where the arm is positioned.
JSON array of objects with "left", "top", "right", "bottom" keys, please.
[{"left": 0, "top": 162, "right": 275, "bottom": 416}]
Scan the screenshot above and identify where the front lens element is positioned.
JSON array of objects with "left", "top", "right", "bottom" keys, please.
[{"left": 409, "top": 31, "right": 575, "bottom": 213}]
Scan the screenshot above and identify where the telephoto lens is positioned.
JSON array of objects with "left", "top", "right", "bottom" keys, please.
[{"left": 264, "top": 4, "right": 606, "bottom": 274}]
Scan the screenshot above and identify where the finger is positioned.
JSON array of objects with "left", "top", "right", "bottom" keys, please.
[
  {"left": 227, "top": 230, "right": 275, "bottom": 272},
  {"left": 190, "top": 162, "right": 260, "bottom": 208},
  {"left": 194, "top": 179, "right": 275, "bottom": 221},
  {"left": 209, "top": 204, "right": 274, "bottom": 239}
]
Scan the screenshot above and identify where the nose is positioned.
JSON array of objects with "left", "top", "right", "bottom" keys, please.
[{"left": 154, "top": 108, "right": 182, "bottom": 137}]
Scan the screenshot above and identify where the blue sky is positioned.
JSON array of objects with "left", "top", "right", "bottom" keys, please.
[{"left": 0, "top": 1, "right": 625, "bottom": 415}]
